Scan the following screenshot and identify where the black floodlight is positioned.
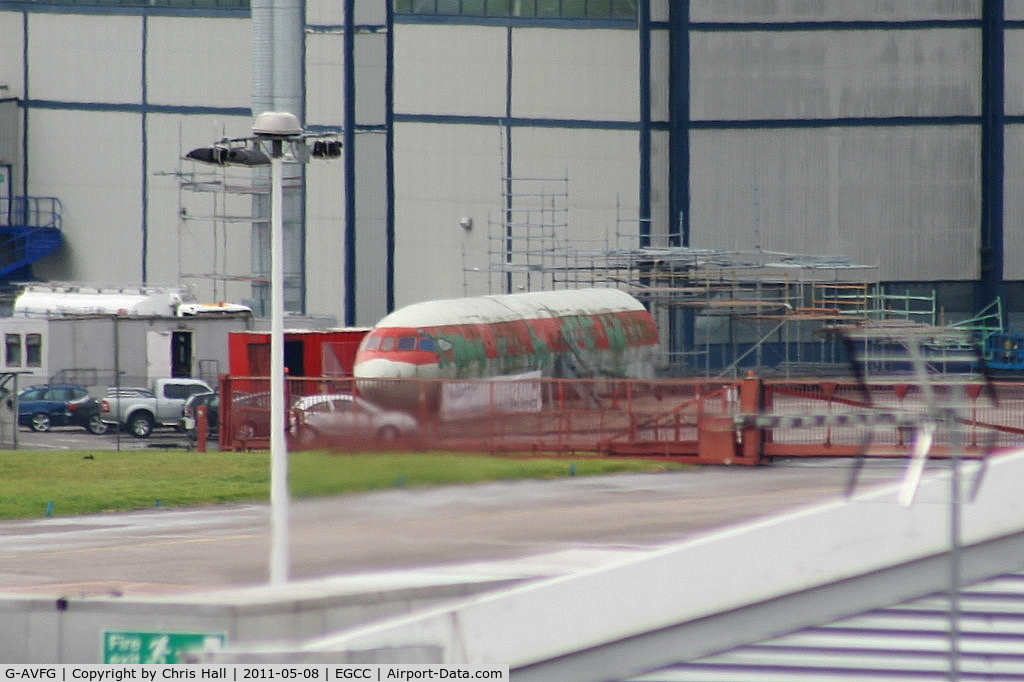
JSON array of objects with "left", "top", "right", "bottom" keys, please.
[
  {"left": 311, "top": 140, "right": 342, "bottom": 158},
  {"left": 226, "top": 147, "right": 272, "bottom": 166},
  {"left": 186, "top": 144, "right": 271, "bottom": 167},
  {"left": 185, "top": 146, "right": 230, "bottom": 165}
]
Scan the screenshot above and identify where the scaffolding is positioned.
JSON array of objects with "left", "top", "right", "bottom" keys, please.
[
  {"left": 166, "top": 159, "right": 305, "bottom": 316},
  {"left": 461, "top": 170, "right": 992, "bottom": 378}
]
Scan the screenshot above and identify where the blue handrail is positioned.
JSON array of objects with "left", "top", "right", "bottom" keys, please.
[
  {"left": 0, "top": 197, "right": 64, "bottom": 278},
  {"left": 1, "top": 197, "right": 63, "bottom": 230}
]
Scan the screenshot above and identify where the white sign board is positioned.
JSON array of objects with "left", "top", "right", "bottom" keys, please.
[{"left": 440, "top": 370, "right": 543, "bottom": 421}]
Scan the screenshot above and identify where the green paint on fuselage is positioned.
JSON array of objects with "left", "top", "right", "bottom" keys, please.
[
  {"left": 433, "top": 332, "right": 488, "bottom": 377},
  {"left": 526, "top": 326, "right": 552, "bottom": 369},
  {"left": 600, "top": 313, "right": 629, "bottom": 351},
  {"left": 559, "top": 315, "right": 597, "bottom": 352},
  {"left": 428, "top": 324, "right": 558, "bottom": 378},
  {"left": 421, "top": 313, "right": 646, "bottom": 379}
]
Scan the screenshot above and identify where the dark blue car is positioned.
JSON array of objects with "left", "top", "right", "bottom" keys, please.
[{"left": 18, "top": 384, "right": 108, "bottom": 434}]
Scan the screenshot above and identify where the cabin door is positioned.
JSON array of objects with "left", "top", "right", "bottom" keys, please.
[
  {"left": 147, "top": 330, "right": 194, "bottom": 380},
  {"left": 244, "top": 340, "right": 304, "bottom": 377},
  {"left": 171, "top": 331, "right": 194, "bottom": 377}
]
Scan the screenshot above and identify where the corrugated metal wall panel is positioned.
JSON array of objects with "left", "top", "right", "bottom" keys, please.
[
  {"left": 689, "top": 126, "right": 981, "bottom": 281},
  {"left": 1007, "top": 0, "right": 1024, "bottom": 21},
  {"left": 651, "top": 0, "right": 669, "bottom": 23},
  {"left": 690, "top": 29, "right": 981, "bottom": 121},
  {"left": 691, "top": 0, "right": 981, "bottom": 22},
  {"left": 1003, "top": 129, "right": 1024, "bottom": 280},
  {"left": 0, "top": 13, "right": 23, "bottom": 99},
  {"left": 651, "top": 129, "right": 672, "bottom": 244},
  {"left": 304, "top": 159, "right": 346, "bottom": 320},
  {"left": 29, "top": 110, "right": 142, "bottom": 283},
  {"left": 27, "top": 14, "right": 141, "bottom": 103},
  {"left": 393, "top": 123, "right": 504, "bottom": 303},
  {"left": 512, "top": 28, "right": 639, "bottom": 122},
  {"left": 1004, "top": 29, "right": 1024, "bottom": 114},
  {"left": 1002, "top": 28, "right": 1024, "bottom": 281},
  {"left": 0, "top": 101, "right": 18, "bottom": 192},
  {"left": 393, "top": 24, "right": 508, "bottom": 118},
  {"left": 306, "top": 34, "right": 344, "bottom": 134},
  {"left": 351, "top": 132, "right": 389, "bottom": 325},
  {"left": 147, "top": 16, "right": 251, "bottom": 107},
  {"left": 511, "top": 127, "right": 639, "bottom": 245}
]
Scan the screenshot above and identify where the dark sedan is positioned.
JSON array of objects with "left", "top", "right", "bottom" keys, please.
[
  {"left": 179, "top": 390, "right": 219, "bottom": 438},
  {"left": 18, "top": 384, "right": 108, "bottom": 434}
]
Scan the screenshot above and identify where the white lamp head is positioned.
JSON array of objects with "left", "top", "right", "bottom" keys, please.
[{"left": 253, "top": 111, "right": 302, "bottom": 138}]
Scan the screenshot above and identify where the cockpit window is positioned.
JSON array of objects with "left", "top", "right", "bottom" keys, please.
[
  {"left": 362, "top": 336, "right": 381, "bottom": 351},
  {"left": 380, "top": 336, "right": 395, "bottom": 351},
  {"left": 418, "top": 337, "right": 435, "bottom": 352},
  {"left": 397, "top": 336, "right": 416, "bottom": 351}
]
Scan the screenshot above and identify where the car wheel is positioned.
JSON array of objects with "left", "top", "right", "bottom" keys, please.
[
  {"left": 30, "top": 413, "right": 51, "bottom": 432},
  {"left": 376, "top": 425, "right": 400, "bottom": 441},
  {"left": 128, "top": 413, "right": 154, "bottom": 438},
  {"left": 86, "top": 414, "right": 110, "bottom": 435},
  {"left": 237, "top": 422, "right": 257, "bottom": 439},
  {"left": 294, "top": 426, "right": 317, "bottom": 447}
]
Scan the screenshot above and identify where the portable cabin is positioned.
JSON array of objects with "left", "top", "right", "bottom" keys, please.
[
  {"left": 1, "top": 285, "right": 253, "bottom": 392},
  {"left": 227, "top": 328, "right": 371, "bottom": 379}
]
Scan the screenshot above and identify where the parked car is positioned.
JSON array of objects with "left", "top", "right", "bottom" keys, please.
[
  {"left": 289, "top": 393, "right": 419, "bottom": 447},
  {"left": 101, "top": 378, "right": 214, "bottom": 438},
  {"left": 179, "top": 391, "right": 219, "bottom": 438},
  {"left": 17, "top": 384, "right": 109, "bottom": 434},
  {"left": 230, "top": 391, "right": 273, "bottom": 440}
]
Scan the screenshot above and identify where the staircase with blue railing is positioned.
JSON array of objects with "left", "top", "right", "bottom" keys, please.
[{"left": 0, "top": 197, "right": 64, "bottom": 281}]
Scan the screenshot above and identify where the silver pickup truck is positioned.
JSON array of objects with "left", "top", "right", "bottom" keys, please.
[{"left": 101, "top": 378, "right": 214, "bottom": 437}]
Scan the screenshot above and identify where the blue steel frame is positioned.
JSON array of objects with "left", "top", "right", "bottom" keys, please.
[
  {"left": 5, "top": 2, "right": 1015, "bottom": 331},
  {"left": 675, "top": 4, "right": 1010, "bottom": 346}
]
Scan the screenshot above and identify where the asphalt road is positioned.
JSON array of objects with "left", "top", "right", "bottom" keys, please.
[
  {"left": 0, "top": 458, "right": 914, "bottom": 597},
  {"left": 10, "top": 424, "right": 203, "bottom": 451}
]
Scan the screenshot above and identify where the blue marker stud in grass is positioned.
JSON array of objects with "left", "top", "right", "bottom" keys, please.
[{"left": 45, "top": 501, "right": 54, "bottom": 517}]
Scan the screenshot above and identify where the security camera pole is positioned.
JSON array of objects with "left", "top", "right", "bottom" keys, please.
[{"left": 186, "top": 112, "right": 340, "bottom": 585}]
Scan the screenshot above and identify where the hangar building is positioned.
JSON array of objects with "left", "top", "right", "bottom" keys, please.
[{"left": 0, "top": 0, "right": 1019, "bottom": 372}]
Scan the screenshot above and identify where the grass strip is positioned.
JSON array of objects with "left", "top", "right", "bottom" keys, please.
[{"left": 0, "top": 449, "right": 684, "bottom": 519}]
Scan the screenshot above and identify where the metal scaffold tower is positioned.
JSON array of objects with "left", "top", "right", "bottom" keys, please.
[
  {"left": 165, "top": 157, "right": 304, "bottom": 316},
  {"left": 474, "top": 171, "right": 572, "bottom": 295},
  {"left": 460, "top": 167, "right": 993, "bottom": 377}
]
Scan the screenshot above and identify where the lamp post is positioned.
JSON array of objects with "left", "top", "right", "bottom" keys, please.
[
  {"left": 186, "top": 111, "right": 340, "bottom": 585},
  {"left": 253, "top": 112, "right": 297, "bottom": 586}
]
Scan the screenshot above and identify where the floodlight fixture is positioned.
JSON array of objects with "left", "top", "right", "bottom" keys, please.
[
  {"left": 311, "top": 140, "right": 342, "bottom": 159},
  {"left": 185, "top": 144, "right": 272, "bottom": 167},
  {"left": 185, "top": 146, "right": 230, "bottom": 165},
  {"left": 227, "top": 147, "right": 272, "bottom": 166}
]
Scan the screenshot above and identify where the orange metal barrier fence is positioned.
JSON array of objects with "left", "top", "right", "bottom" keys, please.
[{"left": 214, "top": 375, "right": 1024, "bottom": 464}]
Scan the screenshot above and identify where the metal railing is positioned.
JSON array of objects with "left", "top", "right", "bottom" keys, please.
[
  {"left": 0, "top": 197, "right": 62, "bottom": 230},
  {"left": 214, "top": 374, "right": 1024, "bottom": 461}
]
